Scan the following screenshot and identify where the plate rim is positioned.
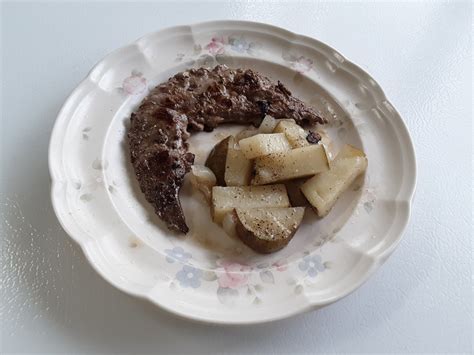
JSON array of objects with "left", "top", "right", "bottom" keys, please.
[{"left": 49, "top": 19, "right": 417, "bottom": 325}]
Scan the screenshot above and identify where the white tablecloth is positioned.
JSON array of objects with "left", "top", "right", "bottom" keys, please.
[{"left": 1, "top": 1, "right": 472, "bottom": 353}]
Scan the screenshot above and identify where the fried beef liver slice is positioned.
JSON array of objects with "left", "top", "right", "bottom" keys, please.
[{"left": 128, "top": 65, "right": 326, "bottom": 233}]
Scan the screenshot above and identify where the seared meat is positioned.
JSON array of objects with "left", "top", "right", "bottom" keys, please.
[{"left": 128, "top": 65, "right": 326, "bottom": 233}]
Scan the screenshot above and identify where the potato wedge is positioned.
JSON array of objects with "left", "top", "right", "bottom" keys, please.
[
  {"left": 225, "top": 137, "right": 252, "bottom": 186},
  {"left": 239, "top": 133, "right": 291, "bottom": 159},
  {"left": 301, "top": 144, "right": 367, "bottom": 217},
  {"left": 222, "top": 212, "right": 237, "bottom": 238},
  {"left": 284, "top": 178, "right": 309, "bottom": 207},
  {"left": 188, "top": 165, "right": 217, "bottom": 202},
  {"left": 234, "top": 207, "right": 305, "bottom": 253},
  {"left": 335, "top": 143, "right": 366, "bottom": 160},
  {"left": 317, "top": 129, "right": 334, "bottom": 161},
  {"left": 236, "top": 127, "right": 258, "bottom": 141},
  {"left": 273, "top": 119, "right": 309, "bottom": 148},
  {"left": 205, "top": 136, "right": 231, "bottom": 186},
  {"left": 258, "top": 115, "right": 277, "bottom": 133},
  {"left": 252, "top": 144, "right": 330, "bottom": 185},
  {"left": 211, "top": 185, "right": 290, "bottom": 223}
]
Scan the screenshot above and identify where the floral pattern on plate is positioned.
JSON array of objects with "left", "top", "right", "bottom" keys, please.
[
  {"left": 282, "top": 52, "right": 314, "bottom": 73},
  {"left": 176, "top": 265, "right": 203, "bottom": 288},
  {"left": 165, "top": 246, "right": 192, "bottom": 264},
  {"left": 204, "top": 35, "right": 262, "bottom": 56},
  {"left": 158, "top": 245, "right": 328, "bottom": 305},
  {"left": 50, "top": 21, "right": 415, "bottom": 323},
  {"left": 173, "top": 34, "right": 263, "bottom": 63},
  {"left": 120, "top": 70, "right": 147, "bottom": 95}
]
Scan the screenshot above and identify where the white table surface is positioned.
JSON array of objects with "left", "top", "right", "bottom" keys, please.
[{"left": 1, "top": 1, "right": 472, "bottom": 354}]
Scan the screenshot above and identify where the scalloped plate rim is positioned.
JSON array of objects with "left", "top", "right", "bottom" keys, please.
[{"left": 48, "top": 20, "right": 417, "bottom": 325}]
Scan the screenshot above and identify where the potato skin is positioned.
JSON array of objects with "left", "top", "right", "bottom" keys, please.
[
  {"left": 205, "top": 136, "right": 231, "bottom": 186},
  {"left": 284, "top": 178, "right": 310, "bottom": 207},
  {"left": 233, "top": 210, "right": 298, "bottom": 254}
]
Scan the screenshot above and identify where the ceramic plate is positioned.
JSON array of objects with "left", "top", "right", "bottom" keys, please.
[{"left": 49, "top": 21, "right": 416, "bottom": 324}]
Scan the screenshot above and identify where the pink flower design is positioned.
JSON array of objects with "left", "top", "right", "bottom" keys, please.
[
  {"left": 272, "top": 259, "right": 288, "bottom": 272},
  {"left": 216, "top": 260, "right": 251, "bottom": 289},
  {"left": 205, "top": 36, "right": 226, "bottom": 55},
  {"left": 122, "top": 71, "right": 147, "bottom": 95},
  {"left": 292, "top": 56, "right": 313, "bottom": 73}
]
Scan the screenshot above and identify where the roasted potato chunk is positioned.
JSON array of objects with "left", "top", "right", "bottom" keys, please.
[
  {"left": 273, "top": 119, "right": 309, "bottom": 148},
  {"left": 224, "top": 137, "right": 252, "bottom": 186},
  {"left": 284, "top": 178, "right": 309, "bottom": 207},
  {"left": 188, "top": 165, "right": 217, "bottom": 202},
  {"left": 234, "top": 207, "right": 305, "bottom": 253},
  {"left": 236, "top": 128, "right": 258, "bottom": 141},
  {"left": 239, "top": 133, "right": 291, "bottom": 159},
  {"left": 301, "top": 144, "right": 367, "bottom": 217},
  {"left": 205, "top": 135, "right": 253, "bottom": 187},
  {"left": 252, "top": 144, "right": 329, "bottom": 185},
  {"left": 258, "top": 115, "right": 277, "bottom": 133},
  {"left": 211, "top": 185, "right": 290, "bottom": 223},
  {"left": 205, "top": 136, "right": 231, "bottom": 186}
]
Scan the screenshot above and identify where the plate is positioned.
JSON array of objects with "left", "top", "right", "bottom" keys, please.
[{"left": 49, "top": 20, "right": 416, "bottom": 324}]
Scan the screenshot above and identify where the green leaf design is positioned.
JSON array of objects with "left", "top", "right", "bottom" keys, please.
[
  {"left": 364, "top": 201, "right": 374, "bottom": 213},
  {"left": 282, "top": 51, "right": 297, "bottom": 62},
  {"left": 92, "top": 158, "right": 108, "bottom": 170},
  {"left": 80, "top": 193, "right": 93, "bottom": 202},
  {"left": 208, "top": 253, "right": 221, "bottom": 267},
  {"left": 193, "top": 44, "right": 202, "bottom": 55},
  {"left": 247, "top": 42, "right": 262, "bottom": 56},
  {"left": 259, "top": 270, "right": 274, "bottom": 284},
  {"left": 202, "top": 270, "right": 217, "bottom": 281},
  {"left": 175, "top": 53, "right": 185, "bottom": 62},
  {"left": 294, "top": 285, "right": 304, "bottom": 295},
  {"left": 323, "top": 261, "right": 333, "bottom": 269},
  {"left": 217, "top": 287, "right": 238, "bottom": 305},
  {"left": 72, "top": 181, "right": 82, "bottom": 190}
]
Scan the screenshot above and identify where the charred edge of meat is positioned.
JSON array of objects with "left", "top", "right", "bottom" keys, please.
[
  {"left": 306, "top": 130, "right": 322, "bottom": 144},
  {"left": 257, "top": 100, "right": 270, "bottom": 116}
]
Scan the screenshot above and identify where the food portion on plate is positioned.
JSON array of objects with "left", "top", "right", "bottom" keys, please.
[
  {"left": 234, "top": 207, "right": 305, "bottom": 254},
  {"left": 128, "top": 64, "right": 367, "bottom": 252},
  {"left": 128, "top": 65, "right": 326, "bottom": 233},
  {"left": 195, "top": 116, "right": 367, "bottom": 253},
  {"left": 301, "top": 144, "right": 368, "bottom": 217},
  {"left": 211, "top": 185, "right": 290, "bottom": 223}
]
